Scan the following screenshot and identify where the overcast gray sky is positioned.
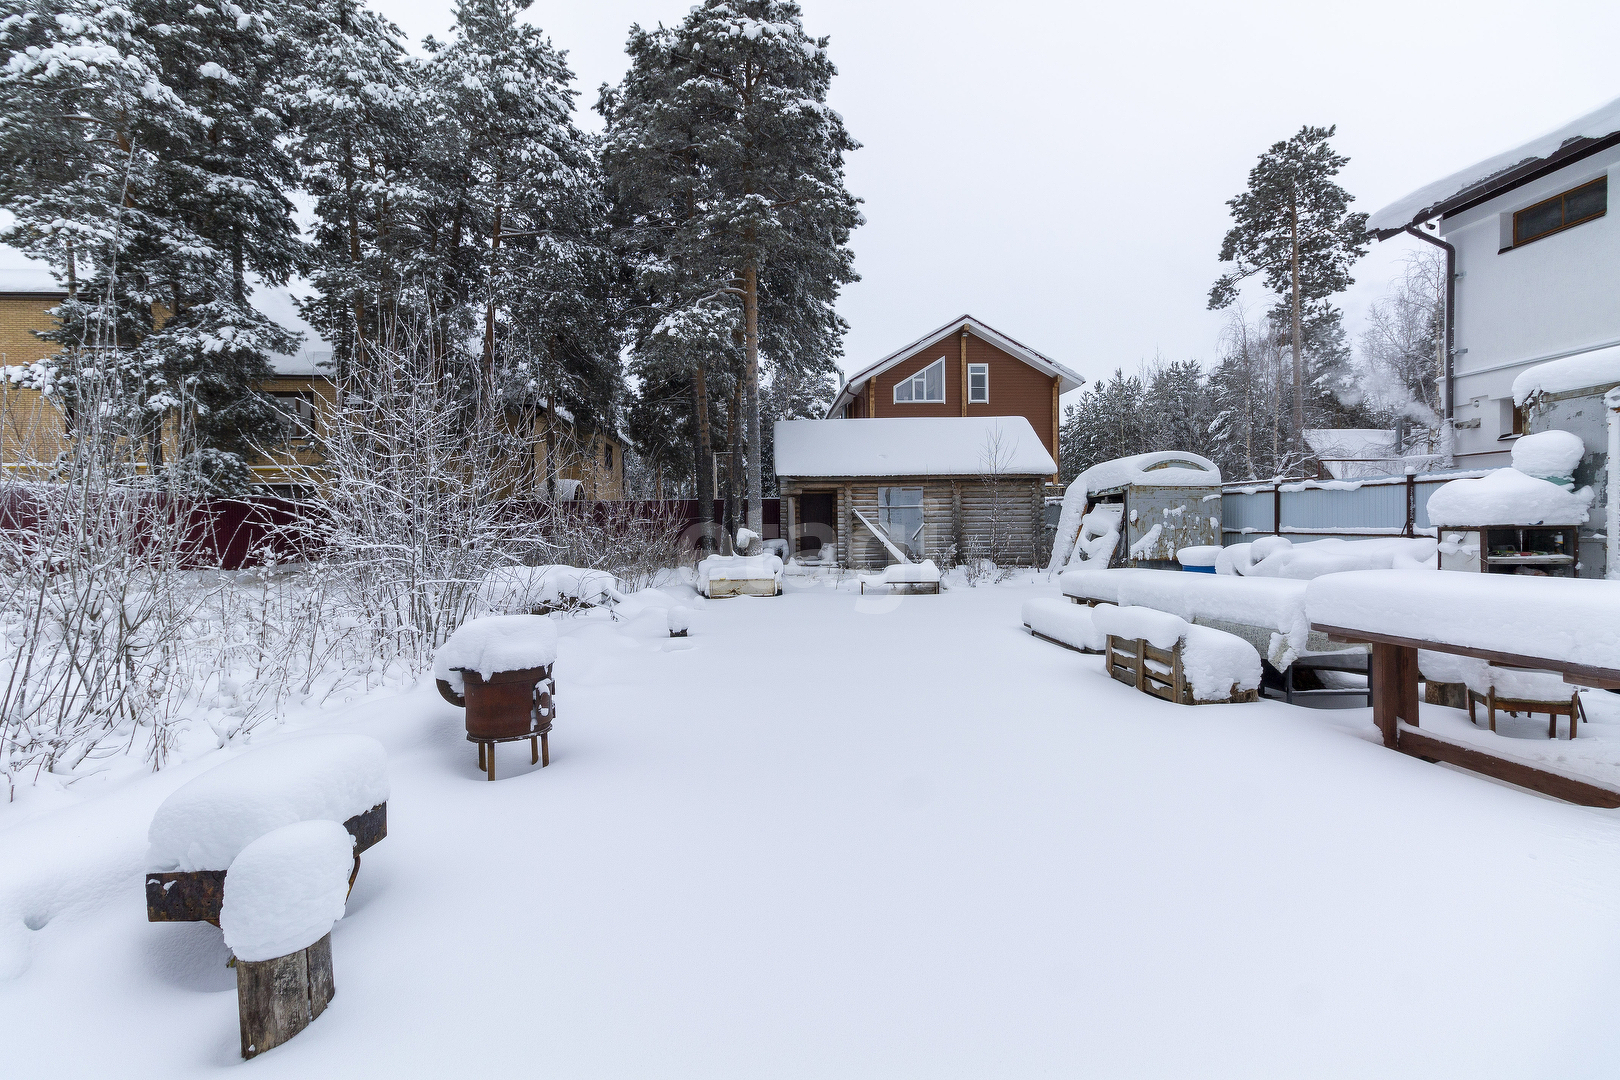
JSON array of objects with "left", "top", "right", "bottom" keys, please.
[{"left": 372, "top": 0, "right": 1611, "bottom": 403}]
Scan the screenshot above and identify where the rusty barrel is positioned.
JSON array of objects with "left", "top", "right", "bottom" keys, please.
[{"left": 459, "top": 665, "right": 554, "bottom": 740}]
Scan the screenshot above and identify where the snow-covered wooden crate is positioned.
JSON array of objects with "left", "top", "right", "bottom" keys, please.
[
  {"left": 1094, "top": 605, "right": 1260, "bottom": 705},
  {"left": 698, "top": 553, "right": 783, "bottom": 598},
  {"left": 144, "top": 735, "right": 389, "bottom": 925}
]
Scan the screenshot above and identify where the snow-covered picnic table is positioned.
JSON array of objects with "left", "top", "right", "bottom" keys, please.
[
  {"left": 1306, "top": 569, "right": 1620, "bottom": 804},
  {"left": 1059, "top": 567, "right": 1348, "bottom": 669}
]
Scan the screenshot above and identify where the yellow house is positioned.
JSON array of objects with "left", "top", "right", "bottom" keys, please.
[{"left": 0, "top": 273, "right": 627, "bottom": 499}]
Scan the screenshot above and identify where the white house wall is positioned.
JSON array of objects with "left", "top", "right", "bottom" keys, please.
[{"left": 1439, "top": 144, "right": 1620, "bottom": 467}]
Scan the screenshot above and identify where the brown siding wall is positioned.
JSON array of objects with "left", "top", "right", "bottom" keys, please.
[{"left": 868, "top": 330, "right": 1058, "bottom": 459}]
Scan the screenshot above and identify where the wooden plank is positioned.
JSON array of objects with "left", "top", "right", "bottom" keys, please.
[
  {"left": 1397, "top": 726, "right": 1620, "bottom": 808},
  {"left": 1313, "top": 623, "right": 1620, "bottom": 689},
  {"left": 237, "top": 932, "right": 336, "bottom": 1059},
  {"left": 1369, "top": 642, "right": 1403, "bottom": 749}
]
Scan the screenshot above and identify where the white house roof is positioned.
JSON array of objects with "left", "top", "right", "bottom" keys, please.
[
  {"left": 1512, "top": 342, "right": 1620, "bottom": 405},
  {"left": 827, "top": 314, "right": 1083, "bottom": 417},
  {"left": 1369, "top": 94, "right": 1620, "bottom": 236},
  {"left": 774, "top": 416, "right": 1057, "bottom": 477}
]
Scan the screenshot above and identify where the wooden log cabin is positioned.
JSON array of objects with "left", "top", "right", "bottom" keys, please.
[{"left": 777, "top": 316, "right": 1083, "bottom": 569}]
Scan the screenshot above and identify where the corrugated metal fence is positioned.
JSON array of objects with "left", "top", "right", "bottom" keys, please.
[{"left": 1221, "top": 471, "right": 1491, "bottom": 543}]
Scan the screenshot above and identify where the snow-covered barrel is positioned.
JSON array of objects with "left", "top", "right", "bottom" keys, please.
[
  {"left": 433, "top": 615, "right": 560, "bottom": 780},
  {"left": 222, "top": 820, "right": 354, "bottom": 1059},
  {"left": 144, "top": 735, "right": 389, "bottom": 924}
]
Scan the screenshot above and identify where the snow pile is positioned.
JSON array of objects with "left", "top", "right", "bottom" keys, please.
[
  {"left": 1176, "top": 545, "right": 1222, "bottom": 568},
  {"left": 1509, "top": 430, "right": 1586, "bottom": 485},
  {"left": 146, "top": 735, "right": 388, "bottom": 873},
  {"left": 882, "top": 559, "right": 941, "bottom": 584},
  {"left": 1021, "top": 598, "right": 1106, "bottom": 651},
  {"left": 1419, "top": 650, "right": 1583, "bottom": 699},
  {"left": 1127, "top": 523, "right": 1164, "bottom": 559},
  {"left": 1425, "top": 468, "right": 1592, "bottom": 527},
  {"left": 1090, "top": 604, "right": 1261, "bottom": 699},
  {"left": 1222, "top": 536, "right": 1439, "bottom": 578},
  {"left": 1308, "top": 570, "right": 1620, "bottom": 672},
  {"left": 1046, "top": 453, "right": 1218, "bottom": 572},
  {"left": 736, "top": 527, "right": 760, "bottom": 552},
  {"left": 1180, "top": 625, "right": 1263, "bottom": 700},
  {"left": 1049, "top": 502, "right": 1122, "bottom": 571},
  {"left": 476, "top": 565, "right": 622, "bottom": 615},
  {"left": 1513, "top": 343, "right": 1620, "bottom": 405},
  {"left": 1091, "top": 604, "right": 1188, "bottom": 650},
  {"left": 433, "top": 615, "right": 560, "bottom": 696},
  {"left": 697, "top": 554, "right": 784, "bottom": 588},
  {"left": 773, "top": 416, "right": 1057, "bottom": 476},
  {"left": 668, "top": 606, "right": 691, "bottom": 634},
  {"left": 220, "top": 820, "right": 354, "bottom": 963},
  {"left": 1368, "top": 93, "right": 1620, "bottom": 232}
]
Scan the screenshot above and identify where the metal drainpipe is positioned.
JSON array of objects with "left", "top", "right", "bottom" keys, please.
[
  {"left": 1607, "top": 387, "right": 1619, "bottom": 580},
  {"left": 1402, "top": 225, "right": 1457, "bottom": 423}
]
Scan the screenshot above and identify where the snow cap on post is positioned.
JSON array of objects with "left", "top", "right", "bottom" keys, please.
[
  {"left": 145, "top": 735, "right": 389, "bottom": 873},
  {"left": 221, "top": 820, "right": 355, "bottom": 963}
]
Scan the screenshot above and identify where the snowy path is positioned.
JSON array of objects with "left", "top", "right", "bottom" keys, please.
[{"left": 6, "top": 578, "right": 1620, "bottom": 1078}]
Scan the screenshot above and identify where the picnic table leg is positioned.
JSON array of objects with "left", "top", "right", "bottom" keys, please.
[{"left": 1370, "top": 643, "right": 1418, "bottom": 749}]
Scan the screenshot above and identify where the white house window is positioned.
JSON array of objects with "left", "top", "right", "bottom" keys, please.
[
  {"left": 967, "top": 362, "right": 989, "bottom": 404},
  {"left": 1512, "top": 176, "right": 1607, "bottom": 247},
  {"left": 877, "top": 486, "right": 925, "bottom": 558},
  {"left": 893, "top": 357, "right": 946, "bottom": 403}
]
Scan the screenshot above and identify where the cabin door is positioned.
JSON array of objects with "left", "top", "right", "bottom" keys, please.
[{"left": 797, "top": 492, "right": 837, "bottom": 556}]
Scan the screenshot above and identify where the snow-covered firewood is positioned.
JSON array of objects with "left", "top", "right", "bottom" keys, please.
[{"left": 145, "top": 735, "right": 388, "bottom": 874}]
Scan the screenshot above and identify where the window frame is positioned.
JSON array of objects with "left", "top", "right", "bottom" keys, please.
[
  {"left": 1511, "top": 175, "right": 1607, "bottom": 248},
  {"left": 893, "top": 357, "right": 947, "bottom": 404},
  {"left": 967, "top": 362, "right": 989, "bottom": 404},
  {"left": 876, "top": 485, "right": 926, "bottom": 557}
]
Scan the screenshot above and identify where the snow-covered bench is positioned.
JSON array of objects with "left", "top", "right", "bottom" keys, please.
[
  {"left": 1060, "top": 567, "right": 1357, "bottom": 670},
  {"left": 145, "top": 735, "right": 389, "bottom": 925},
  {"left": 860, "top": 559, "right": 941, "bottom": 595},
  {"left": 1021, "top": 598, "right": 1105, "bottom": 653},
  {"left": 1092, "top": 605, "right": 1261, "bottom": 705},
  {"left": 698, "top": 553, "right": 784, "bottom": 598}
]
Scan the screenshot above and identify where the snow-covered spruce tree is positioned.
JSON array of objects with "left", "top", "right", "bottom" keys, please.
[
  {"left": 289, "top": 0, "right": 428, "bottom": 372},
  {"left": 1208, "top": 125, "right": 1369, "bottom": 457},
  {"left": 0, "top": 0, "right": 305, "bottom": 493},
  {"left": 599, "top": 1, "right": 860, "bottom": 541}
]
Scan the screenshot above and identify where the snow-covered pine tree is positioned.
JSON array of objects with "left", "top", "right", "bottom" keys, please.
[
  {"left": 289, "top": 0, "right": 427, "bottom": 372},
  {"left": 1208, "top": 125, "right": 1369, "bottom": 457},
  {"left": 599, "top": 1, "right": 860, "bottom": 541},
  {"left": 1, "top": 0, "right": 306, "bottom": 492}
]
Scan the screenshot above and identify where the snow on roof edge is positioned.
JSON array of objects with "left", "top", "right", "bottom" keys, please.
[
  {"left": 774, "top": 416, "right": 1058, "bottom": 477},
  {"left": 1369, "top": 94, "right": 1620, "bottom": 234},
  {"left": 1512, "top": 342, "right": 1620, "bottom": 404}
]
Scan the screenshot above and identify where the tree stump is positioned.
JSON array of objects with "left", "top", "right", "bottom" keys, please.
[{"left": 236, "top": 932, "right": 335, "bottom": 1059}]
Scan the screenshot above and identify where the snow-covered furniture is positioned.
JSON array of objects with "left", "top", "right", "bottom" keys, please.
[
  {"left": 434, "top": 616, "right": 559, "bottom": 780},
  {"left": 1092, "top": 605, "right": 1260, "bottom": 705},
  {"left": 861, "top": 559, "right": 941, "bottom": 595},
  {"left": 698, "top": 553, "right": 784, "bottom": 598},
  {"left": 144, "top": 735, "right": 389, "bottom": 925},
  {"left": 1308, "top": 570, "right": 1620, "bottom": 804},
  {"left": 222, "top": 820, "right": 353, "bottom": 1058},
  {"left": 1021, "top": 598, "right": 1106, "bottom": 653},
  {"left": 1429, "top": 436, "right": 1592, "bottom": 577},
  {"left": 1421, "top": 651, "right": 1585, "bottom": 739}
]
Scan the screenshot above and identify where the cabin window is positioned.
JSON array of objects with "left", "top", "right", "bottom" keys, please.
[
  {"left": 270, "top": 391, "right": 316, "bottom": 444},
  {"left": 893, "top": 357, "right": 946, "bottom": 403},
  {"left": 967, "top": 363, "right": 989, "bottom": 404},
  {"left": 1512, "top": 176, "right": 1607, "bottom": 247},
  {"left": 877, "top": 486, "right": 925, "bottom": 558}
]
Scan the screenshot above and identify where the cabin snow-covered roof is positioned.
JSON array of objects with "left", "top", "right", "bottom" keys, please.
[
  {"left": 1075, "top": 451, "right": 1221, "bottom": 495},
  {"left": 773, "top": 416, "right": 1057, "bottom": 477},
  {"left": 827, "top": 315, "right": 1083, "bottom": 417},
  {"left": 1512, "top": 342, "right": 1620, "bottom": 404},
  {"left": 1369, "top": 94, "right": 1620, "bottom": 236},
  {"left": 0, "top": 266, "right": 65, "bottom": 296}
]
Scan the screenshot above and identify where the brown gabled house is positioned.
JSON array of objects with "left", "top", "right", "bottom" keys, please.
[{"left": 777, "top": 315, "right": 1084, "bottom": 569}]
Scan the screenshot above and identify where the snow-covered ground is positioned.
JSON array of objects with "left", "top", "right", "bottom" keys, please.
[{"left": 6, "top": 571, "right": 1620, "bottom": 1078}]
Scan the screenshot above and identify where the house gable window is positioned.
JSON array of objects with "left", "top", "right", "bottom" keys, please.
[
  {"left": 1512, "top": 176, "right": 1607, "bottom": 248},
  {"left": 893, "top": 357, "right": 946, "bottom": 403},
  {"left": 967, "top": 363, "right": 989, "bottom": 404}
]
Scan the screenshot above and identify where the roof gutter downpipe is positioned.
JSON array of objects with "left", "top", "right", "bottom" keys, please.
[{"left": 1402, "top": 224, "right": 1456, "bottom": 423}]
